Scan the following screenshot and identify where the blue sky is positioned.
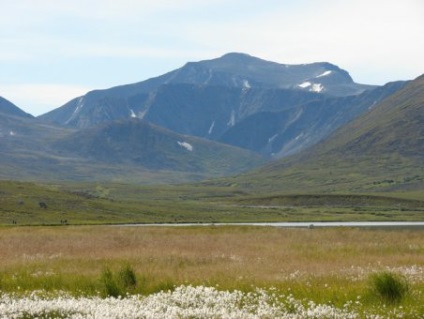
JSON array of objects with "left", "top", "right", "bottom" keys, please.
[{"left": 1, "top": 0, "right": 423, "bottom": 116}]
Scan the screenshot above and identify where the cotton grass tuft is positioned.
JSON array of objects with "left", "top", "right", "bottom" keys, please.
[{"left": 0, "top": 285, "right": 359, "bottom": 319}]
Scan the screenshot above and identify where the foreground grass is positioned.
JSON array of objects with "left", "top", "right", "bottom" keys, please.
[{"left": 0, "top": 226, "right": 423, "bottom": 317}]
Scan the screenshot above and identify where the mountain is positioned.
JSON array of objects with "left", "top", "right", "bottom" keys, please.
[
  {"left": 53, "top": 118, "right": 264, "bottom": 173},
  {"left": 36, "top": 53, "right": 393, "bottom": 158},
  {"left": 0, "top": 87, "right": 263, "bottom": 183},
  {"left": 219, "top": 74, "right": 424, "bottom": 193},
  {"left": 0, "top": 96, "right": 33, "bottom": 118},
  {"left": 1, "top": 55, "right": 419, "bottom": 189},
  {"left": 184, "top": 52, "right": 373, "bottom": 96},
  {"left": 38, "top": 53, "right": 376, "bottom": 130}
]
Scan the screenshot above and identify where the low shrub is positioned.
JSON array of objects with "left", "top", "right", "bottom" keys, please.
[
  {"left": 118, "top": 265, "right": 137, "bottom": 289},
  {"left": 369, "top": 271, "right": 409, "bottom": 304},
  {"left": 101, "top": 265, "right": 138, "bottom": 297}
]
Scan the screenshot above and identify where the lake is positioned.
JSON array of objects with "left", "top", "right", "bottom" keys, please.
[{"left": 117, "top": 221, "right": 424, "bottom": 228}]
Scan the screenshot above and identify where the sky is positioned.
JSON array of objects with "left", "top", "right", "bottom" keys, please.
[{"left": 1, "top": 0, "right": 423, "bottom": 116}]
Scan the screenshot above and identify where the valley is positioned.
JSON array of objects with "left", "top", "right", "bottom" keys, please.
[{"left": 1, "top": 54, "right": 424, "bottom": 226}]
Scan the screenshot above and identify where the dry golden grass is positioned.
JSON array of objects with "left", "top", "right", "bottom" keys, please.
[{"left": 1, "top": 225, "right": 423, "bottom": 289}]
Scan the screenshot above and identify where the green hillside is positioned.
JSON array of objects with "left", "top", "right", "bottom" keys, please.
[{"left": 217, "top": 74, "right": 424, "bottom": 193}]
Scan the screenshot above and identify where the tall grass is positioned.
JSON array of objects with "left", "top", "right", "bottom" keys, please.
[
  {"left": 0, "top": 226, "right": 423, "bottom": 316},
  {"left": 101, "top": 268, "right": 122, "bottom": 297}
]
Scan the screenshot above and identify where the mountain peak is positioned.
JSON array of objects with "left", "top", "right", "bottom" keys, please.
[
  {"left": 217, "top": 52, "right": 260, "bottom": 62},
  {"left": 220, "top": 52, "right": 253, "bottom": 58},
  {"left": 39, "top": 53, "right": 377, "bottom": 132},
  {"left": 198, "top": 52, "right": 279, "bottom": 70},
  {"left": 189, "top": 53, "right": 367, "bottom": 94}
]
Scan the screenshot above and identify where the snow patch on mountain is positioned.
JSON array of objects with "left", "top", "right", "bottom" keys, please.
[
  {"left": 316, "top": 70, "right": 332, "bottom": 78},
  {"left": 177, "top": 141, "right": 193, "bottom": 151},
  {"left": 130, "top": 109, "right": 137, "bottom": 118},
  {"left": 298, "top": 82, "right": 311, "bottom": 88},
  {"left": 299, "top": 82, "right": 324, "bottom": 93},
  {"left": 310, "top": 83, "right": 324, "bottom": 93},
  {"left": 295, "top": 132, "right": 304, "bottom": 140},
  {"left": 208, "top": 121, "right": 215, "bottom": 135},
  {"left": 65, "top": 97, "right": 84, "bottom": 125},
  {"left": 73, "top": 97, "right": 84, "bottom": 114},
  {"left": 268, "top": 134, "right": 278, "bottom": 143},
  {"left": 227, "top": 110, "right": 236, "bottom": 126}
]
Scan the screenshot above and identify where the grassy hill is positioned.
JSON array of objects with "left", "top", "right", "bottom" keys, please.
[
  {"left": 54, "top": 118, "right": 264, "bottom": 173},
  {"left": 0, "top": 115, "right": 265, "bottom": 183}
]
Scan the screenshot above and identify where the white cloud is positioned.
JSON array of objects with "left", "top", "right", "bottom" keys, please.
[{"left": 0, "top": 0, "right": 423, "bottom": 114}]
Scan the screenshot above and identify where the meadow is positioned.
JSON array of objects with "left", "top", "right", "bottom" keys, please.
[
  {"left": 2, "top": 180, "right": 424, "bottom": 226},
  {"left": 0, "top": 225, "right": 423, "bottom": 318}
]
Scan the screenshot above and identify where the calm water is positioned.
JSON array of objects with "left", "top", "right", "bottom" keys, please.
[{"left": 118, "top": 221, "right": 424, "bottom": 228}]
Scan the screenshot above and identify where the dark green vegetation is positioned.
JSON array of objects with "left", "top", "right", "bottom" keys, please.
[
  {"left": 369, "top": 272, "right": 409, "bottom": 304},
  {"left": 101, "top": 265, "right": 138, "bottom": 297}
]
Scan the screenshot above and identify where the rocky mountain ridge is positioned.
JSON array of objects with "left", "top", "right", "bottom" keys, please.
[{"left": 37, "top": 53, "right": 390, "bottom": 158}]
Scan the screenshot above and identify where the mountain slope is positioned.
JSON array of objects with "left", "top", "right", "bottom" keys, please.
[
  {"left": 219, "top": 74, "right": 424, "bottom": 193},
  {"left": 0, "top": 96, "right": 33, "bottom": 118},
  {"left": 0, "top": 117, "right": 264, "bottom": 183},
  {"left": 141, "top": 84, "right": 325, "bottom": 140},
  {"left": 0, "top": 101, "right": 66, "bottom": 153},
  {"left": 218, "top": 81, "right": 406, "bottom": 157}
]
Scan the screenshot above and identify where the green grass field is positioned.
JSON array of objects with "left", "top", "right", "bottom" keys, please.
[{"left": 1, "top": 180, "right": 424, "bottom": 226}]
